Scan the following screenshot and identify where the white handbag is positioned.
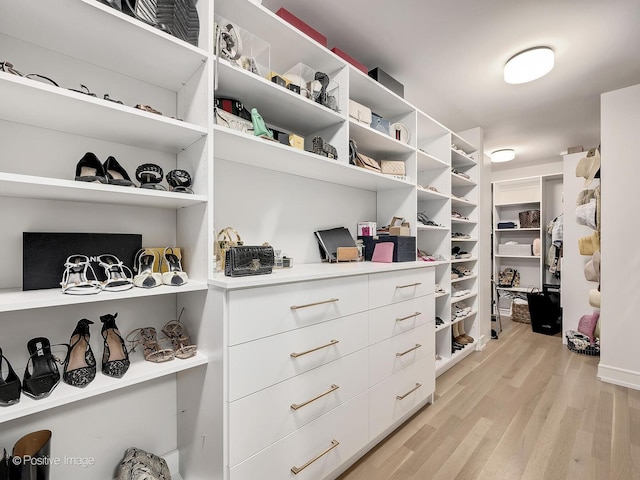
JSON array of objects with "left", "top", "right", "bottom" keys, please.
[{"left": 349, "top": 99, "right": 372, "bottom": 125}]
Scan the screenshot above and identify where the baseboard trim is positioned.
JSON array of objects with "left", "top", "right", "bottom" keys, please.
[
  {"left": 477, "top": 334, "right": 487, "bottom": 350},
  {"left": 598, "top": 363, "right": 640, "bottom": 391}
]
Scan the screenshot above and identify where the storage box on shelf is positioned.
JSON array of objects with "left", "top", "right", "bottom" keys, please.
[{"left": 0, "top": 1, "right": 213, "bottom": 478}]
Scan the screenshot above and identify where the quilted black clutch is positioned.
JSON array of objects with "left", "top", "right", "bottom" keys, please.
[{"left": 224, "top": 246, "right": 274, "bottom": 277}]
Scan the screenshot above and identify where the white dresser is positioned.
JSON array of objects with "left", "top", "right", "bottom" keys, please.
[{"left": 211, "top": 262, "right": 435, "bottom": 480}]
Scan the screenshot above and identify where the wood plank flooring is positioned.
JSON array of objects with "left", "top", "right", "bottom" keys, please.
[{"left": 338, "top": 318, "right": 640, "bottom": 480}]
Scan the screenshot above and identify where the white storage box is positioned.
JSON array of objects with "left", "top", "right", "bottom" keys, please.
[{"left": 498, "top": 243, "right": 532, "bottom": 256}]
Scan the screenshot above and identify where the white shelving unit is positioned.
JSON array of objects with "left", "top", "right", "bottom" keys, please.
[
  {"left": 2, "top": 0, "right": 484, "bottom": 478},
  {"left": 492, "top": 175, "right": 563, "bottom": 317},
  {"left": 0, "top": 1, "right": 214, "bottom": 478}
]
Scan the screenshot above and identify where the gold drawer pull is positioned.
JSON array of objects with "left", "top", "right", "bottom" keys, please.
[
  {"left": 290, "top": 298, "right": 339, "bottom": 310},
  {"left": 396, "top": 383, "right": 422, "bottom": 400},
  {"left": 290, "top": 339, "right": 339, "bottom": 358},
  {"left": 396, "top": 344, "right": 422, "bottom": 357},
  {"left": 396, "top": 312, "right": 421, "bottom": 322},
  {"left": 291, "top": 439, "right": 340, "bottom": 474},
  {"left": 397, "top": 282, "right": 421, "bottom": 289},
  {"left": 291, "top": 384, "right": 340, "bottom": 410}
]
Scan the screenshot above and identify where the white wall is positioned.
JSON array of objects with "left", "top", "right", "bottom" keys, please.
[{"left": 599, "top": 83, "right": 640, "bottom": 390}]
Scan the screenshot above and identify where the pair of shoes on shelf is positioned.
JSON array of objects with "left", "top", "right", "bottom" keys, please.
[
  {"left": 135, "top": 164, "right": 193, "bottom": 193},
  {"left": 452, "top": 246, "right": 472, "bottom": 259},
  {"left": 452, "top": 232, "right": 471, "bottom": 239},
  {"left": 60, "top": 254, "right": 133, "bottom": 295},
  {"left": 133, "top": 247, "right": 189, "bottom": 288},
  {"left": 453, "top": 322, "right": 474, "bottom": 344},
  {"left": 62, "top": 313, "right": 131, "bottom": 389},
  {"left": 127, "top": 309, "right": 197, "bottom": 363},
  {"left": 417, "top": 212, "right": 443, "bottom": 227},
  {"left": 451, "top": 287, "right": 471, "bottom": 297},
  {"left": 452, "top": 301, "right": 471, "bottom": 318},
  {"left": 75, "top": 152, "right": 135, "bottom": 186}
]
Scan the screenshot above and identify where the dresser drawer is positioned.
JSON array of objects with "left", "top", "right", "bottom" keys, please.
[
  {"left": 369, "top": 357, "right": 435, "bottom": 440},
  {"left": 228, "top": 312, "right": 368, "bottom": 401},
  {"left": 228, "top": 276, "right": 368, "bottom": 345},
  {"left": 369, "top": 295, "right": 434, "bottom": 344},
  {"left": 368, "top": 268, "right": 434, "bottom": 309},
  {"left": 229, "top": 349, "right": 368, "bottom": 467},
  {"left": 369, "top": 322, "right": 434, "bottom": 387},
  {"left": 230, "top": 393, "right": 369, "bottom": 480}
]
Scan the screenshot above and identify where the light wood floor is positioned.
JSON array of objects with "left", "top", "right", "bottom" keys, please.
[{"left": 339, "top": 318, "right": 640, "bottom": 480}]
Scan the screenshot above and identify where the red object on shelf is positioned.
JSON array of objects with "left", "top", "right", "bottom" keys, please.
[
  {"left": 331, "top": 47, "right": 367, "bottom": 73},
  {"left": 276, "top": 8, "right": 327, "bottom": 47}
]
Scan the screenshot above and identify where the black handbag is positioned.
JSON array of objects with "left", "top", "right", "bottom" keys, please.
[
  {"left": 312, "top": 136, "right": 338, "bottom": 160},
  {"left": 224, "top": 245, "right": 274, "bottom": 277}
]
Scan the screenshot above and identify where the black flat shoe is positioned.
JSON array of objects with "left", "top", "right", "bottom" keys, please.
[
  {"left": 101, "top": 313, "right": 130, "bottom": 378},
  {"left": 75, "top": 152, "right": 107, "bottom": 184},
  {"left": 0, "top": 347, "right": 21, "bottom": 406},
  {"left": 22, "top": 338, "right": 61, "bottom": 399},
  {"left": 104, "top": 156, "right": 136, "bottom": 187},
  {"left": 63, "top": 319, "right": 96, "bottom": 388}
]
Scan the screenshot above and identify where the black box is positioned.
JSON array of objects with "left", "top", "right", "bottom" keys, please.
[
  {"left": 358, "top": 236, "right": 416, "bottom": 262},
  {"left": 368, "top": 67, "right": 404, "bottom": 98},
  {"left": 23, "top": 232, "right": 142, "bottom": 291}
]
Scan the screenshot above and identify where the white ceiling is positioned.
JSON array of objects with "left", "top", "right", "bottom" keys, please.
[{"left": 260, "top": 0, "right": 640, "bottom": 167}]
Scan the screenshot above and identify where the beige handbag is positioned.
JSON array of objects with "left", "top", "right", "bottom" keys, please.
[
  {"left": 215, "top": 227, "right": 243, "bottom": 272},
  {"left": 380, "top": 160, "right": 406, "bottom": 176}
]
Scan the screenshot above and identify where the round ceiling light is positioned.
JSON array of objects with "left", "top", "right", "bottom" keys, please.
[
  {"left": 491, "top": 149, "right": 515, "bottom": 163},
  {"left": 504, "top": 47, "right": 554, "bottom": 84}
]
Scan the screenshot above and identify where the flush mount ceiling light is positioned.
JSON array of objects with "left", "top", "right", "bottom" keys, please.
[
  {"left": 491, "top": 149, "right": 516, "bottom": 163},
  {"left": 504, "top": 47, "right": 554, "bottom": 84}
]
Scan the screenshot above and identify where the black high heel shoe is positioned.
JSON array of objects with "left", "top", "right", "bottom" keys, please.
[
  {"left": 104, "top": 156, "right": 136, "bottom": 187},
  {"left": 135, "top": 163, "right": 166, "bottom": 190},
  {"left": 75, "top": 152, "right": 107, "bottom": 183},
  {"left": 100, "top": 313, "right": 130, "bottom": 378},
  {"left": 9, "top": 430, "right": 52, "bottom": 480},
  {"left": 22, "top": 338, "right": 61, "bottom": 399},
  {"left": 0, "top": 347, "right": 21, "bottom": 406},
  {"left": 62, "top": 319, "right": 96, "bottom": 388}
]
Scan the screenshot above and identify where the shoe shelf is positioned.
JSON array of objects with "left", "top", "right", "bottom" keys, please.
[
  {"left": 0, "top": 350, "right": 208, "bottom": 425},
  {"left": 435, "top": 322, "right": 449, "bottom": 333},
  {"left": 435, "top": 291, "right": 448, "bottom": 299},
  {"left": 213, "top": 126, "right": 414, "bottom": 192},
  {"left": 216, "top": 60, "right": 344, "bottom": 136},
  {"left": 450, "top": 149, "right": 476, "bottom": 168},
  {"left": 349, "top": 120, "right": 415, "bottom": 158},
  {"left": 417, "top": 224, "right": 449, "bottom": 232},
  {"left": 494, "top": 228, "right": 540, "bottom": 233},
  {"left": 417, "top": 187, "right": 449, "bottom": 201},
  {"left": 451, "top": 238, "right": 478, "bottom": 242},
  {"left": 417, "top": 150, "right": 449, "bottom": 170},
  {"left": 494, "top": 254, "right": 540, "bottom": 259},
  {"left": 496, "top": 286, "right": 531, "bottom": 293},
  {"left": 451, "top": 274, "right": 478, "bottom": 283},
  {"left": 0, "top": 75, "right": 207, "bottom": 154},
  {"left": 0, "top": 282, "right": 209, "bottom": 314},
  {"left": 436, "top": 343, "right": 474, "bottom": 377},
  {"left": 451, "top": 196, "right": 477, "bottom": 207},
  {"left": 494, "top": 200, "right": 541, "bottom": 208},
  {"left": 0, "top": 173, "right": 208, "bottom": 209},
  {"left": 451, "top": 172, "right": 477, "bottom": 187},
  {"left": 451, "top": 257, "right": 478, "bottom": 263},
  {"left": 451, "top": 217, "right": 475, "bottom": 224},
  {"left": 451, "top": 292, "right": 477, "bottom": 303},
  {"left": 451, "top": 310, "right": 477, "bottom": 325},
  {"left": 0, "top": 0, "right": 208, "bottom": 92}
]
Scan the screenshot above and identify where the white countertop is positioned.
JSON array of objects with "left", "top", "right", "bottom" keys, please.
[{"left": 209, "top": 260, "right": 442, "bottom": 290}]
